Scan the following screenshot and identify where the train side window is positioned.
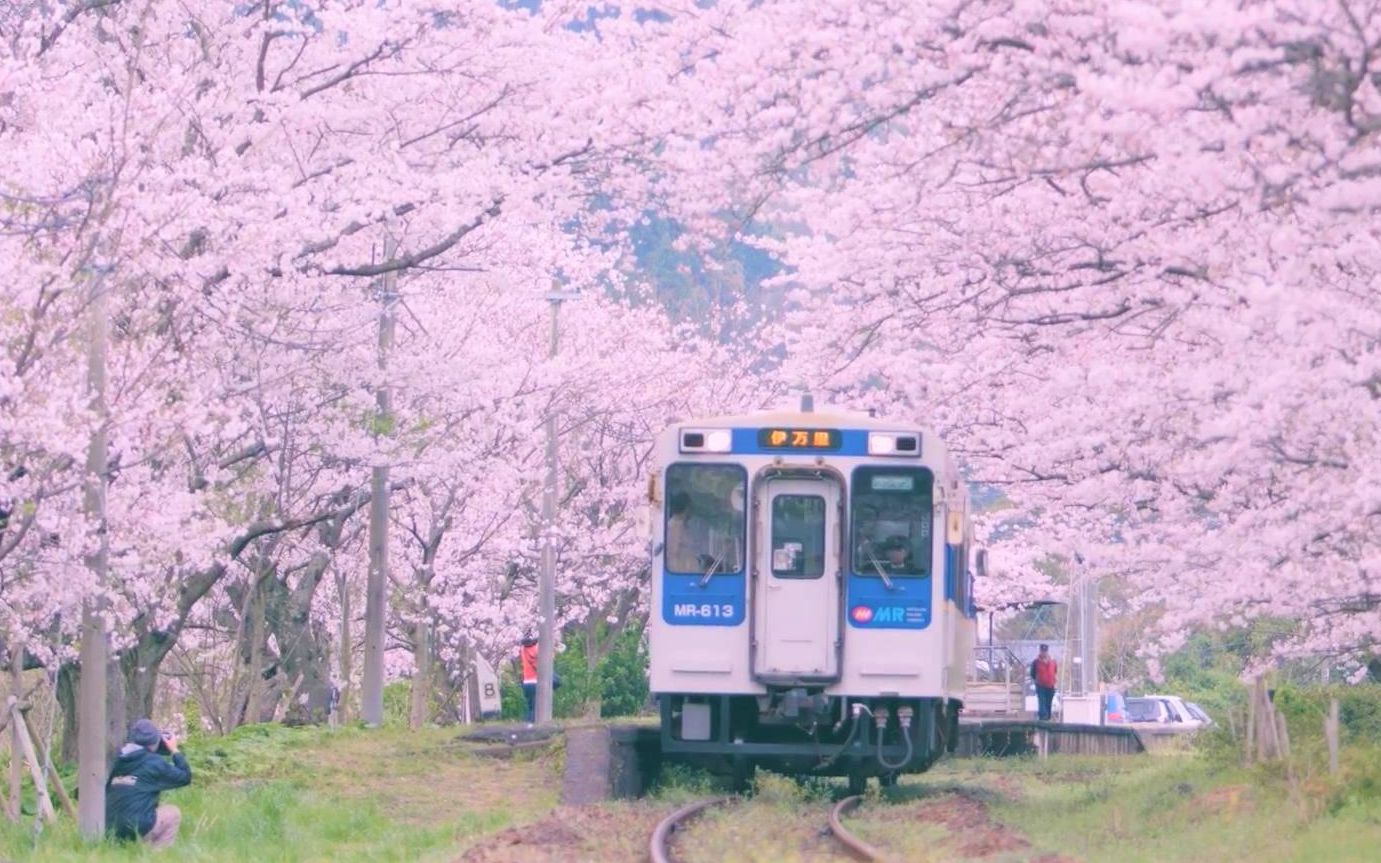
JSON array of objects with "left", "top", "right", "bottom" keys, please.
[
  {"left": 955, "top": 536, "right": 970, "bottom": 611},
  {"left": 851, "top": 467, "right": 933, "bottom": 578},
  {"left": 769, "top": 494, "right": 825, "bottom": 579},
  {"left": 664, "top": 464, "right": 746, "bottom": 575}
]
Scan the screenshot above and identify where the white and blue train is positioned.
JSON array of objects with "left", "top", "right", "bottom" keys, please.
[{"left": 647, "top": 398, "right": 982, "bottom": 790}]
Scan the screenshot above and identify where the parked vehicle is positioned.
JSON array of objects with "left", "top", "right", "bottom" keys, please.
[
  {"left": 1123, "top": 694, "right": 1212, "bottom": 732},
  {"left": 1147, "top": 694, "right": 1213, "bottom": 730},
  {"left": 1184, "top": 701, "right": 1214, "bottom": 727}
]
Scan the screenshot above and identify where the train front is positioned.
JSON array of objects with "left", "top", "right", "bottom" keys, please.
[{"left": 647, "top": 404, "right": 976, "bottom": 789}]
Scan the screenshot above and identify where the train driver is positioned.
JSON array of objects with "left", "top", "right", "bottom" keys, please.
[
  {"left": 667, "top": 491, "right": 709, "bottom": 572},
  {"left": 880, "top": 535, "right": 914, "bottom": 573}
]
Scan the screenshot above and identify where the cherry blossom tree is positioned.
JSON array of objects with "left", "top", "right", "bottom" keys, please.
[{"left": 614, "top": 0, "right": 1380, "bottom": 668}]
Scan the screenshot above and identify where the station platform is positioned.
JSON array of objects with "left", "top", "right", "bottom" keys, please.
[{"left": 957, "top": 716, "right": 1145, "bottom": 756}]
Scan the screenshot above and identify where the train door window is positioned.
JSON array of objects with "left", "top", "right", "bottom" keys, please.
[
  {"left": 664, "top": 464, "right": 746, "bottom": 575},
  {"left": 851, "top": 467, "right": 933, "bottom": 578},
  {"left": 769, "top": 494, "right": 826, "bottom": 579},
  {"left": 959, "top": 531, "right": 975, "bottom": 616},
  {"left": 954, "top": 536, "right": 970, "bottom": 611}
]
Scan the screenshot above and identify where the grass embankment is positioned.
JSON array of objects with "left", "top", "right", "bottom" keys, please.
[
  {"left": 5, "top": 724, "right": 1381, "bottom": 861},
  {"left": 669, "top": 746, "right": 1381, "bottom": 863},
  {"left": 0, "top": 724, "right": 563, "bottom": 862},
  {"left": 845, "top": 750, "right": 1381, "bottom": 863}
]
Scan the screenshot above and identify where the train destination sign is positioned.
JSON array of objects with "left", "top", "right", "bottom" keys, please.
[{"left": 757, "top": 428, "right": 842, "bottom": 450}]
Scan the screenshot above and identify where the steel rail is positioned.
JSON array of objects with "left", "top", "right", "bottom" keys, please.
[
  {"left": 828, "top": 795, "right": 889, "bottom": 862},
  {"left": 648, "top": 796, "right": 734, "bottom": 863}
]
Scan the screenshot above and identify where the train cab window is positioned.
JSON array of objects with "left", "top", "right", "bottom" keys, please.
[
  {"left": 953, "top": 535, "right": 971, "bottom": 612},
  {"left": 664, "top": 464, "right": 746, "bottom": 575},
  {"left": 851, "top": 467, "right": 933, "bottom": 578},
  {"left": 769, "top": 494, "right": 826, "bottom": 579}
]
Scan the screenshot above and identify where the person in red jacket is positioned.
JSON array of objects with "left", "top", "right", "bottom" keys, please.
[
  {"left": 519, "top": 636, "right": 539, "bottom": 723},
  {"left": 1031, "top": 644, "right": 1058, "bottom": 721}
]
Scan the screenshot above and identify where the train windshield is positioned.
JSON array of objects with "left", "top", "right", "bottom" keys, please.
[
  {"left": 664, "top": 464, "right": 746, "bottom": 575},
  {"left": 851, "top": 467, "right": 933, "bottom": 578}
]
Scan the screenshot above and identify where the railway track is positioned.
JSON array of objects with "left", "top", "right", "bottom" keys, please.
[
  {"left": 648, "top": 794, "right": 893, "bottom": 863},
  {"left": 827, "top": 795, "right": 890, "bottom": 861}
]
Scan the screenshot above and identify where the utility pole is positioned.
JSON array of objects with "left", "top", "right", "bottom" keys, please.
[
  {"left": 78, "top": 261, "right": 110, "bottom": 838},
  {"left": 1064, "top": 555, "right": 1098, "bottom": 699},
  {"left": 1081, "top": 575, "right": 1099, "bottom": 695},
  {"left": 536, "top": 290, "right": 577, "bottom": 724},
  {"left": 361, "top": 238, "right": 397, "bottom": 727}
]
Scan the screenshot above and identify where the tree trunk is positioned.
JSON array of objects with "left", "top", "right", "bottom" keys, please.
[
  {"left": 77, "top": 254, "right": 111, "bottom": 839},
  {"left": 223, "top": 566, "right": 267, "bottom": 732},
  {"left": 264, "top": 553, "right": 335, "bottom": 725},
  {"left": 8, "top": 654, "right": 21, "bottom": 821},
  {"left": 409, "top": 620, "right": 431, "bottom": 729},
  {"left": 243, "top": 573, "right": 270, "bottom": 726},
  {"left": 337, "top": 568, "right": 352, "bottom": 726},
  {"left": 583, "top": 623, "right": 601, "bottom": 720},
  {"left": 54, "top": 653, "right": 126, "bottom": 772},
  {"left": 362, "top": 239, "right": 397, "bottom": 727},
  {"left": 117, "top": 622, "right": 182, "bottom": 729}
]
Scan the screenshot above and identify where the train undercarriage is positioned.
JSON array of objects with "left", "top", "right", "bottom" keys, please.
[{"left": 659, "top": 690, "right": 962, "bottom": 793}]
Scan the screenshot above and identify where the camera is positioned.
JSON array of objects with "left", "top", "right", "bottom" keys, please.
[{"left": 156, "top": 732, "right": 172, "bottom": 755}]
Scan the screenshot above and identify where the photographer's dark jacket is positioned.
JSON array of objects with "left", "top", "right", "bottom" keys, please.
[{"left": 105, "top": 743, "right": 192, "bottom": 840}]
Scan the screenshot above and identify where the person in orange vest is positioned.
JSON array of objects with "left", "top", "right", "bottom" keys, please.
[
  {"left": 518, "top": 636, "right": 539, "bottom": 723},
  {"left": 1031, "top": 644, "right": 1058, "bottom": 721}
]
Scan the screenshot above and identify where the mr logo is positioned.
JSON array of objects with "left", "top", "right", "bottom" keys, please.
[{"left": 851, "top": 605, "right": 910, "bottom": 624}]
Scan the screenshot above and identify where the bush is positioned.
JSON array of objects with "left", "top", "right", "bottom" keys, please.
[
  {"left": 497, "top": 624, "right": 650, "bottom": 720},
  {"left": 1271, "top": 682, "right": 1381, "bottom": 745},
  {"left": 382, "top": 681, "right": 411, "bottom": 727},
  {"left": 598, "top": 625, "right": 649, "bottom": 718}
]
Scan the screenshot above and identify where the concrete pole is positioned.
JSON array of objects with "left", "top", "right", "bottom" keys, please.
[
  {"left": 1083, "top": 577, "right": 1099, "bottom": 695},
  {"left": 78, "top": 263, "right": 110, "bottom": 838},
  {"left": 535, "top": 295, "right": 562, "bottom": 724},
  {"left": 361, "top": 238, "right": 397, "bottom": 727}
]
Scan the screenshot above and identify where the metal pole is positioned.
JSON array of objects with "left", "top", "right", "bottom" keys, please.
[
  {"left": 535, "top": 296, "right": 561, "bottom": 724},
  {"left": 78, "top": 262, "right": 110, "bottom": 838},
  {"left": 361, "top": 238, "right": 397, "bottom": 727},
  {"left": 1084, "top": 576, "right": 1099, "bottom": 695}
]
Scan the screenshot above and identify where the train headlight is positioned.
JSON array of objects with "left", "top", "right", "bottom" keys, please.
[
  {"left": 867, "top": 432, "right": 920, "bottom": 456},
  {"left": 680, "top": 428, "right": 732, "bottom": 453}
]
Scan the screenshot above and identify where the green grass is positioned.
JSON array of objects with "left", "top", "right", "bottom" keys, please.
[
  {"left": 917, "top": 750, "right": 1381, "bottom": 863},
  {"left": 653, "top": 748, "right": 1381, "bottom": 863},
  {"left": 9, "top": 724, "right": 1381, "bottom": 861},
  {"left": 0, "top": 723, "right": 560, "bottom": 862}
]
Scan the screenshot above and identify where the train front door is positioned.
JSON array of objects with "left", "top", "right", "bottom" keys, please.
[{"left": 753, "top": 476, "right": 841, "bottom": 681}]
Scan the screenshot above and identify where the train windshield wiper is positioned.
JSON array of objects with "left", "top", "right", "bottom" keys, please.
[
  {"left": 864, "top": 549, "right": 897, "bottom": 591},
  {"left": 699, "top": 553, "right": 724, "bottom": 587}
]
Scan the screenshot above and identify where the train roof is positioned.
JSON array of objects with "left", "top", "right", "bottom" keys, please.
[{"left": 673, "top": 404, "right": 939, "bottom": 437}]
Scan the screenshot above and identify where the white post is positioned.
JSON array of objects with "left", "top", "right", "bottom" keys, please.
[
  {"left": 535, "top": 294, "right": 564, "bottom": 724},
  {"left": 535, "top": 290, "right": 579, "bottom": 723},
  {"left": 361, "top": 238, "right": 397, "bottom": 727}
]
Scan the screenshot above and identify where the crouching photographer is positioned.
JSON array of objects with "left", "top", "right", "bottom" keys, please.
[{"left": 106, "top": 718, "right": 192, "bottom": 849}]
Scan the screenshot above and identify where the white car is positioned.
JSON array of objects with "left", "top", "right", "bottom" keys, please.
[{"left": 1125, "top": 695, "right": 1212, "bottom": 731}]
